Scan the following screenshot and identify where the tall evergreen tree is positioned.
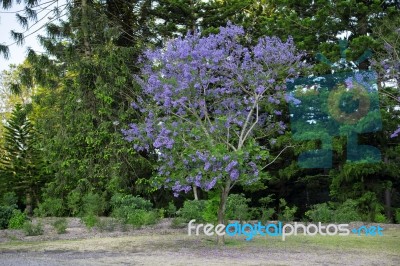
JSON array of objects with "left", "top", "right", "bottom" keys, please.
[{"left": 0, "top": 104, "right": 45, "bottom": 214}]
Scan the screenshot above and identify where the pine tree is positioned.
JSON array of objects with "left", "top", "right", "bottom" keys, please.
[{"left": 0, "top": 104, "right": 44, "bottom": 215}]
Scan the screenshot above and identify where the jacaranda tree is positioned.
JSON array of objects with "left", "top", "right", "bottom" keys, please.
[{"left": 123, "top": 24, "right": 306, "bottom": 244}]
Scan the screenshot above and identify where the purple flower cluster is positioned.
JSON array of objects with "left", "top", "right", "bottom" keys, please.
[
  {"left": 391, "top": 127, "right": 400, "bottom": 138},
  {"left": 123, "top": 23, "right": 305, "bottom": 196}
]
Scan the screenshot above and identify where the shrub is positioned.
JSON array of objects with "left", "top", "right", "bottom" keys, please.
[
  {"left": 258, "top": 195, "right": 275, "bottom": 223},
  {"left": 259, "top": 208, "right": 275, "bottom": 223},
  {"left": 8, "top": 209, "right": 27, "bottom": 229},
  {"left": 67, "top": 190, "right": 82, "bottom": 216},
  {"left": 171, "top": 217, "right": 187, "bottom": 228},
  {"left": 23, "top": 221, "right": 44, "bottom": 236},
  {"left": 0, "top": 192, "right": 18, "bottom": 229},
  {"left": 166, "top": 202, "right": 177, "bottom": 217},
  {"left": 1, "top": 192, "right": 18, "bottom": 208},
  {"left": 226, "top": 194, "right": 251, "bottom": 222},
  {"left": 333, "top": 199, "right": 362, "bottom": 223},
  {"left": 305, "top": 203, "right": 333, "bottom": 223},
  {"left": 395, "top": 209, "right": 400, "bottom": 224},
  {"left": 158, "top": 208, "right": 165, "bottom": 219},
  {"left": 178, "top": 200, "right": 206, "bottom": 222},
  {"left": 34, "top": 198, "right": 64, "bottom": 217},
  {"left": 202, "top": 197, "right": 219, "bottom": 223},
  {"left": 374, "top": 213, "right": 388, "bottom": 223},
  {"left": 259, "top": 196, "right": 274, "bottom": 208},
  {"left": 52, "top": 218, "right": 68, "bottom": 234},
  {"left": 81, "top": 213, "right": 99, "bottom": 229},
  {"left": 126, "top": 209, "right": 158, "bottom": 228},
  {"left": 110, "top": 194, "right": 158, "bottom": 227},
  {"left": 0, "top": 206, "right": 15, "bottom": 229},
  {"left": 357, "top": 192, "right": 384, "bottom": 222},
  {"left": 278, "top": 199, "right": 297, "bottom": 222},
  {"left": 111, "top": 194, "right": 152, "bottom": 212},
  {"left": 82, "top": 192, "right": 107, "bottom": 216}
]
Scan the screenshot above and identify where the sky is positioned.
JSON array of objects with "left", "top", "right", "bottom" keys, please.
[{"left": 0, "top": 0, "right": 66, "bottom": 72}]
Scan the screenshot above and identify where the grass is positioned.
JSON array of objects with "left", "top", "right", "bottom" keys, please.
[
  {"left": 221, "top": 227, "right": 400, "bottom": 256},
  {"left": 1, "top": 228, "right": 399, "bottom": 251},
  {"left": 0, "top": 224, "right": 400, "bottom": 266}
]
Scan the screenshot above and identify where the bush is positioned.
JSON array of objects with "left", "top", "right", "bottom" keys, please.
[
  {"left": 34, "top": 198, "right": 64, "bottom": 217},
  {"left": 0, "top": 206, "right": 15, "bottom": 229},
  {"left": 110, "top": 194, "right": 158, "bottom": 227},
  {"left": 111, "top": 194, "right": 152, "bottom": 212},
  {"left": 226, "top": 194, "right": 251, "bottom": 222},
  {"left": 126, "top": 209, "right": 158, "bottom": 228},
  {"left": 357, "top": 192, "right": 384, "bottom": 222},
  {"left": 8, "top": 210, "right": 27, "bottom": 229},
  {"left": 82, "top": 192, "right": 107, "bottom": 216},
  {"left": 52, "top": 218, "right": 68, "bottom": 234},
  {"left": 0, "top": 192, "right": 18, "bottom": 229},
  {"left": 1, "top": 192, "right": 18, "bottom": 208},
  {"left": 305, "top": 203, "right": 333, "bottom": 223},
  {"left": 305, "top": 200, "right": 362, "bottom": 223},
  {"left": 67, "top": 190, "right": 82, "bottom": 216},
  {"left": 259, "top": 208, "right": 275, "bottom": 223},
  {"left": 278, "top": 199, "right": 297, "bottom": 222},
  {"left": 374, "top": 213, "right": 388, "bottom": 223},
  {"left": 81, "top": 213, "right": 99, "bottom": 229},
  {"left": 333, "top": 199, "right": 362, "bottom": 223},
  {"left": 111, "top": 194, "right": 152, "bottom": 221},
  {"left": 158, "top": 208, "right": 165, "bottom": 219},
  {"left": 178, "top": 200, "right": 206, "bottom": 222},
  {"left": 395, "top": 209, "right": 400, "bottom": 224},
  {"left": 166, "top": 202, "right": 177, "bottom": 217},
  {"left": 171, "top": 217, "right": 187, "bottom": 228},
  {"left": 202, "top": 197, "right": 219, "bottom": 223},
  {"left": 23, "top": 221, "right": 44, "bottom": 236},
  {"left": 258, "top": 195, "right": 275, "bottom": 223}
]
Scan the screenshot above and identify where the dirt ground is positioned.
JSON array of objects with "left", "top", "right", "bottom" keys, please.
[{"left": 0, "top": 218, "right": 399, "bottom": 265}]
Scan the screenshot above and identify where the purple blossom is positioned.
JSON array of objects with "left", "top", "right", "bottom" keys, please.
[
  {"left": 204, "top": 177, "right": 218, "bottom": 191},
  {"left": 256, "top": 86, "right": 265, "bottom": 94},
  {"left": 225, "top": 160, "right": 238, "bottom": 172},
  {"left": 230, "top": 169, "right": 239, "bottom": 181},
  {"left": 345, "top": 77, "right": 354, "bottom": 89},
  {"left": 195, "top": 172, "right": 202, "bottom": 187},
  {"left": 391, "top": 127, "right": 400, "bottom": 138},
  {"left": 131, "top": 102, "right": 140, "bottom": 109},
  {"left": 204, "top": 161, "right": 211, "bottom": 171},
  {"left": 285, "top": 93, "right": 301, "bottom": 105},
  {"left": 124, "top": 23, "right": 305, "bottom": 197}
]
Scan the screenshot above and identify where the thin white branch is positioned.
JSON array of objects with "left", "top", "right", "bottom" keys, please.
[{"left": 261, "top": 145, "right": 295, "bottom": 170}]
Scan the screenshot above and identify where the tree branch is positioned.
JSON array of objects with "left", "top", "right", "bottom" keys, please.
[{"left": 261, "top": 145, "right": 295, "bottom": 170}]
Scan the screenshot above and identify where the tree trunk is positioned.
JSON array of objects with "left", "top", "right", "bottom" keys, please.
[
  {"left": 217, "top": 180, "right": 231, "bottom": 245},
  {"left": 385, "top": 187, "right": 392, "bottom": 222},
  {"left": 193, "top": 185, "right": 199, "bottom": 200},
  {"left": 25, "top": 192, "right": 32, "bottom": 216},
  {"left": 81, "top": 0, "right": 91, "bottom": 56}
]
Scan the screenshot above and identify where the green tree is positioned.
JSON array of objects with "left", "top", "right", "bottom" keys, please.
[{"left": 0, "top": 104, "right": 45, "bottom": 215}]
